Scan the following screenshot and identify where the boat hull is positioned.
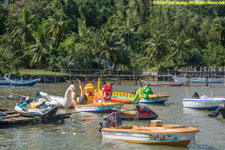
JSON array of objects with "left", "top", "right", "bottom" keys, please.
[
  {"left": 75, "top": 102, "right": 123, "bottom": 113},
  {"left": 139, "top": 97, "right": 167, "bottom": 104},
  {"left": 173, "top": 76, "right": 224, "bottom": 83},
  {"left": 183, "top": 98, "right": 225, "bottom": 110},
  {"left": 0, "top": 78, "right": 41, "bottom": 87},
  {"left": 102, "top": 129, "right": 198, "bottom": 147},
  {"left": 140, "top": 80, "right": 185, "bottom": 87}
]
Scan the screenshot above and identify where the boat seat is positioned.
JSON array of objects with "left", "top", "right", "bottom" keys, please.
[
  {"left": 21, "top": 106, "right": 29, "bottom": 111},
  {"left": 115, "top": 125, "right": 133, "bottom": 129},
  {"left": 122, "top": 110, "right": 138, "bottom": 116},
  {"left": 27, "top": 101, "right": 45, "bottom": 109}
]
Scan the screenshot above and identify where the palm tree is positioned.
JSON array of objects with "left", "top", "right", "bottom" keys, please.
[
  {"left": 29, "top": 25, "right": 50, "bottom": 68},
  {"left": 166, "top": 31, "right": 193, "bottom": 65},
  {"left": 144, "top": 31, "right": 168, "bottom": 65},
  {"left": 118, "top": 18, "right": 139, "bottom": 53},
  {"left": 11, "top": 8, "right": 35, "bottom": 49},
  {"left": 45, "top": 12, "right": 66, "bottom": 48}
]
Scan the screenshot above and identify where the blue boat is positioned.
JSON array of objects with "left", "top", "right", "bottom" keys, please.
[
  {"left": 172, "top": 76, "right": 224, "bottom": 83},
  {"left": 0, "top": 75, "right": 41, "bottom": 87}
]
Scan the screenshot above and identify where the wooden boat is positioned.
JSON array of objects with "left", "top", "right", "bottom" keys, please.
[
  {"left": 100, "top": 119, "right": 199, "bottom": 147},
  {"left": 183, "top": 95, "right": 225, "bottom": 110},
  {"left": 172, "top": 76, "right": 224, "bottom": 83},
  {"left": 140, "top": 79, "right": 185, "bottom": 87},
  {"left": 0, "top": 76, "right": 41, "bottom": 87},
  {"left": 0, "top": 111, "right": 6, "bottom": 121},
  {"left": 0, "top": 109, "right": 71, "bottom": 128}
]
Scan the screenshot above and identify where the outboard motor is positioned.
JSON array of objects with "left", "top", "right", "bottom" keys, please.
[
  {"left": 192, "top": 92, "right": 200, "bottom": 99},
  {"left": 99, "top": 112, "right": 122, "bottom": 132},
  {"left": 208, "top": 103, "right": 225, "bottom": 117}
]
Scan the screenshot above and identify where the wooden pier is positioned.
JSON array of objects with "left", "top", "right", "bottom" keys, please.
[
  {"left": 5, "top": 67, "right": 225, "bottom": 85},
  {"left": 0, "top": 109, "right": 71, "bottom": 128}
]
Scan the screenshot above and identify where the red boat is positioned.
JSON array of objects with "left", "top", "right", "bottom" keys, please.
[
  {"left": 104, "top": 105, "right": 158, "bottom": 120},
  {"left": 140, "top": 79, "right": 185, "bottom": 87}
]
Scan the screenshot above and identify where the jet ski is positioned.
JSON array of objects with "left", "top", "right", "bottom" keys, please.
[
  {"left": 104, "top": 105, "right": 158, "bottom": 120},
  {"left": 15, "top": 97, "right": 58, "bottom": 116}
]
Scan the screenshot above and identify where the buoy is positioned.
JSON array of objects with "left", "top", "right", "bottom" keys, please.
[{"left": 73, "top": 132, "right": 77, "bottom": 136}]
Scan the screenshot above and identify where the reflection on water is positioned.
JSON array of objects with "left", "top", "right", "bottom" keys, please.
[{"left": 0, "top": 82, "right": 225, "bottom": 149}]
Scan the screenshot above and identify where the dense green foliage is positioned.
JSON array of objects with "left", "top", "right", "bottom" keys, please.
[{"left": 1, "top": 0, "right": 225, "bottom": 74}]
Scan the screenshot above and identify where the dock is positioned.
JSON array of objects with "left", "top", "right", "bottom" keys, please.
[
  {"left": 0, "top": 109, "right": 71, "bottom": 128},
  {"left": 5, "top": 67, "right": 225, "bottom": 85}
]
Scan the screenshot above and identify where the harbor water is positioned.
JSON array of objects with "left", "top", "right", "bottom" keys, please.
[{"left": 0, "top": 81, "right": 225, "bottom": 150}]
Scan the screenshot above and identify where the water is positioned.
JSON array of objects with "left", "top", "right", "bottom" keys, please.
[{"left": 0, "top": 82, "right": 225, "bottom": 150}]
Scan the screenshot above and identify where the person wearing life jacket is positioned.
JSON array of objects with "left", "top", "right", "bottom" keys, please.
[{"left": 141, "top": 84, "right": 153, "bottom": 99}]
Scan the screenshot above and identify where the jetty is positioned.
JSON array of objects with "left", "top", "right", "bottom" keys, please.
[
  {"left": 3, "top": 67, "right": 225, "bottom": 85},
  {"left": 0, "top": 109, "right": 71, "bottom": 128}
]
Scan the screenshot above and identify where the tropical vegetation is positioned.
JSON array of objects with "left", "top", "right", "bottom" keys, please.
[{"left": 0, "top": 0, "right": 225, "bottom": 74}]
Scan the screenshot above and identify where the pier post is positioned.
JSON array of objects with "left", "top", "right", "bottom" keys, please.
[
  {"left": 54, "top": 71, "right": 56, "bottom": 83},
  {"left": 205, "top": 75, "right": 208, "bottom": 86},
  {"left": 101, "top": 69, "right": 103, "bottom": 79},
  {"left": 186, "top": 75, "right": 190, "bottom": 86},
  {"left": 117, "top": 70, "right": 121, "bottom": 85},
  {"left": 167, "top": 69, "right": 170, "bottom": 81},
  {"left": 224, "top": 74, "right": 225, "bottom": 87},
  {"left": 133, "top": 70, "right": 137, "bottom": 85}
]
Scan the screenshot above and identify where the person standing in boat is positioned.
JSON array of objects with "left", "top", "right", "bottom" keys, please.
[{"left": 141, "top": 84, "right": 153, "bottom": 99}]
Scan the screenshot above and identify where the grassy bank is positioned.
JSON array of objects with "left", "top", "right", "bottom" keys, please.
[{"left": 10, "top": 69, "right": 69, "bottom": 76}]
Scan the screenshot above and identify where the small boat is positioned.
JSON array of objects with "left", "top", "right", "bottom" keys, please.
[
  {"left": 0, "top": 74, "right": 41, "bottom": 87},
  {"left": 172, "top": 76, "right": 224, "bottom": 83},
  {"left": 103, "top": 105, "right": 158, "bottom": 120},
  {"left": 183, "top": 94, "right": 225, "bottom": 110},
  {"left": 40, "top": 84, "right": 76, "bottom": 107},
  {"left": 74, "top": 78, "right": 124, "bottom": 113},
  {"left": 140, "top": 79, "right": 185, "bottom": 87},
  {"left": 99, "top": 115, "right": 199, "bottom": 147},
  {"left": 74, "top": 101, "right": 123, "bottom": 113},
  {"left": 0, "top": 111, "right": 7, "bottom": 121},
  {"left": 139, "top": 94, "right": 169, "bottom": 104},
  {"left": 15, "top": 97, "right": 58, "bottom": 116}
]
